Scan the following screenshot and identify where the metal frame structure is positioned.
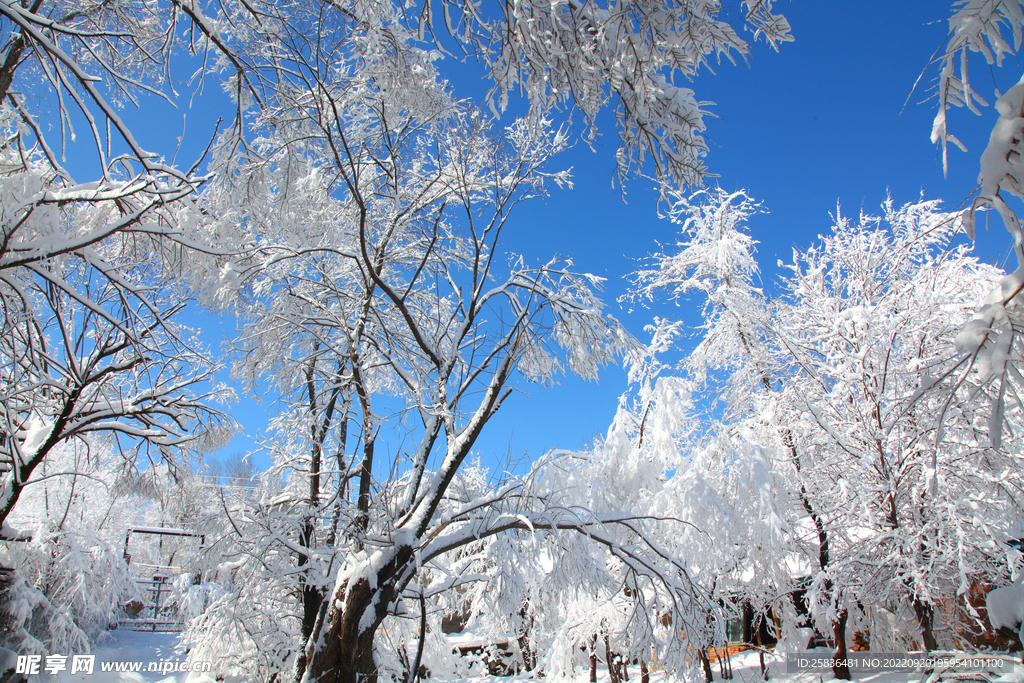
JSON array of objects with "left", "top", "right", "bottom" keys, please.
[{"left": 118, "top": 526, "right": 205, "bottom": 632}]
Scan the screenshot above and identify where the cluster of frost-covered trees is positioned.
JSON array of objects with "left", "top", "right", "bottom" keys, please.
[
  {"left": 4, "top": 0, "right": 1024, "bottom": 682},
  {"left": 616, "top": 188, "right": 1024, "bottom": 679}
]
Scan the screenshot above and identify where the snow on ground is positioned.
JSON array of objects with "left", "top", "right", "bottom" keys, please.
[{"left": 55, "top": 630, "right": 213, "bottom": 683}]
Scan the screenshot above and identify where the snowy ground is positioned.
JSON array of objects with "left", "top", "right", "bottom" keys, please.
[{"left": 45, "top": 634, "right": 1024, "bottom": 683}]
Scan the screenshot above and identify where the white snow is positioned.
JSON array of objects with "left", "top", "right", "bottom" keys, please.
[
  {"left": 19, "top": 414, "right": 52, "bottom": 460},
  {"left": 55, "top": 631, "right": 215, "bottom": 683},
  {"left": 446, "top": 631, "right": 513, "bottom": 649},
  {"left": 0, "top": 647, "right": 16, "bottom": 675},
  {"left": 988, "top": 577, "right": 1024, "bottom": 645}
]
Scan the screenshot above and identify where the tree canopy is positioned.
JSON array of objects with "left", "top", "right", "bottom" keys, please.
[{"left": 4, "top": 2, "right": 1024, "bottom": 682}]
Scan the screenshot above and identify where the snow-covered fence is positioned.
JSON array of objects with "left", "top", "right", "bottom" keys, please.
[{"left": 117, "top": 577, "right": 182, "bottom": 632}]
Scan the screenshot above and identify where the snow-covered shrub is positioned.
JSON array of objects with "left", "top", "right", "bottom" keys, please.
[{"left": 0, "top": 440, "right": 141, "bottom": 654}]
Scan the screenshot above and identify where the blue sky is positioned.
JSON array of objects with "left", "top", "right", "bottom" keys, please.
[{"left": 198, "top": 2, "right": 1019, "bottom": 474}]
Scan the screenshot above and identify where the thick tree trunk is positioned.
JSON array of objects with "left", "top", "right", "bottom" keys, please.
[
  {"left": 913, "top": 598, "right": 938, "bottom": 652},
  {"left": 306, "top": 542, "right": 414, "bottom": 683},
  {"left": 832, "top": 609, "right": 850, "bottom": 680},
  {"left": 590, "top": 635, "right": 598, "bottom": 683},
  {"left": 304, "top": 576, "right": 380, "bottom": 683}
]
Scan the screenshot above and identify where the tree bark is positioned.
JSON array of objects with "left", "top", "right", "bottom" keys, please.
[
  {"left": 306, "top": 541, "right": 415, "bottom": 683},
  {"left": 913, "top": 598, "right": 938, "bottom": 652},
  {"left": 756, "top": 618, "right": 767, "bottom": 680},
  {"left": 294, "top": 517, "right": 323, "bottom": 683},
  {"left": 406, "top": 592, "right": 427, "bottom": 683},
  {"left": 719, "top": 646, "right": 733, "bottom": 680},
  {"left": 304, "top": 576, "right": 380, "bottom": 683},
  {"left": 699, "top": 649, "right": 714, "bottom": 683},
  {"left": 606, "top": 635, "right": 620, "bottom": 683},
  {"left": 517, "top": 602, "right": 536, "bottom": 671},
  {"left": 590, "top": 635, "right": 598, "bottom": 683},
  {"left": 832, "top": 609, "right": 850, "bottom": 680}
]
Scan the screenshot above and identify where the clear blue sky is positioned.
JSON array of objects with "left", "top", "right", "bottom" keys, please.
[{"left": 199, "top": 2, "right": 1017, "bottom": 474}]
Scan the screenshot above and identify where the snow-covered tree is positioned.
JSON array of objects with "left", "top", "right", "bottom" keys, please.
[
  {"left": 623, "top": 188, "right": 826, "bottom": 672},
  {"left": 452, "top": 0, "right": 794, "bottom": 189},
  {"left": 774, "top": 200, "right": 1024, "bottom": 652},
  {"left": 620, "top": 189, "right": 1024, "bottom": 675},
  {"left": 0, "top": 0, "right": 800, "bottom": 673},
  {"left": 927, "top": 2, "right": 1024, "bottom": 456},
  {"left": 184, "top": 20, "right": 755, "bottom": 677},
  {"left": 1, "top": 438, "right": 145, "bottom": 658},
  {"left": 0, "top": 1, "right": 236, "bottom": 533},
  {"left": 179, "top": 0, "right": 791, "bottom": 194}
]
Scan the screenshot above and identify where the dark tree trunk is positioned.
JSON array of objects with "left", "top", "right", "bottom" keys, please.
[
  {"left": 294, "top": 519, "right": 324, "bottom": 682},
  {"left": 304, "top": 577, "right": 379, "bottom": 683},
  {"left": 406, "top": 592, "right": 427, "bottom": 683},
  {"left": 699, "top": 649, "right": 714, "bottom": 683},
  {"left": 832, "top": 609, "right": 850, "bottom": 680},
  {"left": 590, "top": 635, "right": 598, "bottom": 683},
  {"left": 743, "top": 602, "right": 753, "bottom": 644},
  {"left": 913, "top": 598, "right": 938, "bottom": 652},
  {"left": 306, "top": 542, "right": 415, "bottom": 683},
  {"left": 606, "top": 635, "right": 620, "bottom": 683},
  {"left": 640, "top": 656, "right": 649, "bottom": 683},
  {"left": 719, "top": 646, "right": 733, "bottom": 680},
  {"left": 756, "top": 620, "right": 767, "bottom": 680},
  {"left": 517, "top": 603, "right": 536, "bottom": 671}
]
